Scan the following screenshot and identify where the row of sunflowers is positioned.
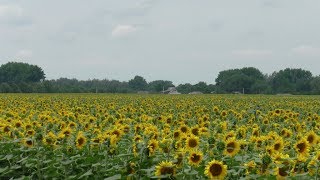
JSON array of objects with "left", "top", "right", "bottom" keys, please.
[{"left": 1, "top": 94, "right": 320, "bottom": 179}]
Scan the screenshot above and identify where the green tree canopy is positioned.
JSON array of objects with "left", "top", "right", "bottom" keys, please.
[
  {"left": 0, "top": 62, "right": 45, "bottom": 83},
  {"left": 270, "top": 68, "right": 312, "bottom": 94},
  {"left": 128, "top": 75, "right": 148, "bottom": 91},
  {"left": 310, "top": 76, "right": 320, "bottom": 94},
  {"left": 148, "top": 80, "right": 174, "bottom": 92},
  {"left": 215, "top": 67, "right": 266, "bottom": 93}
]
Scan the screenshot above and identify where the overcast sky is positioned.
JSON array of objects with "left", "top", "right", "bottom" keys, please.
[{"left": 1, "top": 0, "right": 320, "bottom": 85}]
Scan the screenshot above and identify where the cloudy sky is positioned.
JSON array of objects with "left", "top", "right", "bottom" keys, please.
[{"left": 1, "top": 0, "right": 320, "bottom": 85}]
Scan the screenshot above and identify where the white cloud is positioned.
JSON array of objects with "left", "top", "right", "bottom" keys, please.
[
  {"left": 111, "top": 25, "right": 137, "bottom": 37},
  {"left": 231, "top": 49, "right": 273, "bottom": 57},
  {"left": 292, "top": 45, "right": 320, "bottom": 56},
  {"left": 16, "top": 49, "right": 33, "bottom": 59},
  {"left": 0, "top": 4, "right": 22, "bottom": 18}
]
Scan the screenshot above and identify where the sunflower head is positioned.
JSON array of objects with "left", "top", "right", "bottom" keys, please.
[
  {"left": 273, "top": 138, "right": 284, "bottom": 152},
  {"left": 148, "top": 139, "right": 159, "bottom": 156},
  {"left": 306, "top": 131, "right": 318, "bottom": 146},
  {"left": 294, "top": 138, "right": 309, "bottom": 156},
  {"left": 204, "top": 159, "right": 228, "bottom": 179},
  {"left": 188, "top": 150, "right": 203, "bottom": 167},
  {"left": 224, "top": 138, "right": 240, "bottom": 157},
  {"left": 275, "top": 165, "right": 290, "bottom": 179},
  {"left": 179, "top": 125, "right": 189, "bottom": 134},
  {"left": 24, "top": 138, "right": 34, "bottom": 148},
  {"left": 185, "top": 135, "right": 200, "bottom": 150},
  {"left": 76, "top": 131, "right": 87, "bottom": 149},
  {"left": 191, "top": 126, "right": 200, "bottom": 136},
  {"left": 155, "top": 161, "right": 176, "bottom": 178}
]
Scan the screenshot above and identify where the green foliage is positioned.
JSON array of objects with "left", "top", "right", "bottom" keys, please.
[
  {"left": 310, "top": 76, "right": 320, "bottom": 94},
  {"left": 270, "top": 68, "right": 313, "bottom": 94},
  {"left": 177, "top": 82, "right": 215, "bottom": 94},
  {"left": 0, "top": 62, "right": 319, "bottom": 94},
  {"left": 128, "top": 76, "right": 148, "bottom": 91},
  {"left": 215, "top": 67, "right": 267, "bottom": 94},
  {"left": 0, "top": 62, "right": 45, "bottom": 83},
  {"left": 148, "top": 80, "right": 174, "bottom": 92}
]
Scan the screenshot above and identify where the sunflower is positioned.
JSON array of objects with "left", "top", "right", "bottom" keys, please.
[
  {"left": 244, "top": 160, "right": 256, "bottom": 175},
  {"left": 173, "top": 130, "right": 181, "bottom": 139},
  {"left": 204, "top": 159, "right": 227, "bottom": 180},
  {"left": 191, "top": 126, "right": 200, "bottom": 136},
  {"left": 188, "top": 150, "right": 203, "bottom": 167},
  {"left": 220, "top": 110, "right": 228, "bottom": 118},
  {"left": 155, "top": 161, "right": 176, "bottom": 177},
  {"left": 273, "top": 138, "right": 284, "bottom": 152},
  {"left": 68, "top": 121, "right": 77, "bottom": 129},
  {"left": 26, "top": 129, "right": 35, "bottom": 136},
  {"left": 76, "top": 131, "right": 87, "bottom": 149},
  {"left": 179, "top": 125, "right": 189, "bottom": 134},
  {"left": 24, "top": 138, "right": 34, "bottom": 148},
  {"left": 14, "top": 120, "right": 23, "bottom": 128},
  {"left": 148, "top": 139, "right": 159, "bottom": 156},
  {"left": 43, "top": 131, "right": 57, "bottom": 146},
  {"left": 185, "top": 135, "right": 200, "bottom": 150},
  {"left": 133, "top": 135, "right": 143, "bottom": 143},
  {"left": 60, "top": 127, "right": 72, "bottom": 138},
  {"left": 111, "top": 129, "right": 123, "bottom": 139},
  {"left": 2, "top": 125, "right": 11, "bottom": 133},
  {"left": 307, "top": 159, "right": 317, "bottom": 176},
  {"left": 274, "top": 165, "right": 290, "bottom": 180},
  {"left": 305, "top": 131, "right": 318, "bottom": 146},
  {"left": 294, "top": 138, "right": 310, "bottom": 159},
  {"left": 224, "top": 138, "right": 240, "bottom": 157}
]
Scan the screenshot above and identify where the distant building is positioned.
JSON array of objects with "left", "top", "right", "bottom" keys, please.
[{"left": 162, "top": 87, "right": 181, "bottom": 94}]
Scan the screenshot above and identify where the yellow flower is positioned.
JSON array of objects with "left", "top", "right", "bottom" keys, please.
[
  {"left": 179, "top": 125, "right": 189, "bottom": 134},
  {"left": 294, "top": 138, "right": 310, "bottom": 159},
  {"left": 24, "top": 138, "right": 34, "bottom": 148},
  {"left": 43, "top": 131, "right": 57, "bottom": 146},
  {"left": 148, "top": 139, "right": 159, "bottom": 156},
  {"left": 185, "top": 135, "right": 200, "bottom": 150},
  {"left": 305, "top": 131, "right": 318, "bottom": 146},
  {"left": 76, "top": 131, "right": 87, "bottom": 149},
  {"left": 244, "top": 160, "right": 256, "bottom": 175},
  {"left": 224, "top": 138, "right": 240, "bottom": 157},
  {"left": 188, "top": 150, "right": 203, "bottom": 167},
  {"left": 273, "top": 138, "right": 284, "bottom": 152},
  {"left": 274, "top": 165, "right": 290, "bottom": 180},
  {"left": 191, "top": 126, "right": 200, "bottom": 136},
  {"left": 307, "top": 159, "right": 318, "bottom": 176},
  {"left": 204, "top": 159, "right": 227, "bottom": 180},
  {"left": 155, "top": 161, "right": 175, "bottom": 177}
]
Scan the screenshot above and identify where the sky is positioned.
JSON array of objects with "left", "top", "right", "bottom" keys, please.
[{"left": 1, "top": 0, "right": 320, "bottom": 85}]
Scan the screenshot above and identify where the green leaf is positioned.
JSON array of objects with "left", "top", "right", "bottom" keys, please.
[
  {"left": 5, "top": 154, "right": 13, "bottom": 160},
  {"left": 104, "top": 174, "right": 121, "bottom": 180},
  {"left": 78, "top": 169, "right": 93, "bottom": 179},
  {"left": 10, "top": 165, "right": 21, "bottom": 170},
  {"left": 0, "top": 167, "right": 8, "bottom": 173}
]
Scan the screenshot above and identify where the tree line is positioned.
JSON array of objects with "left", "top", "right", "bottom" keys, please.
[{"left": 0, "top": 62, "right": 320, "bottom": 94}]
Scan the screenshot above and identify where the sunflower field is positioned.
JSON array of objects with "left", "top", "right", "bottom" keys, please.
[{"left": 1, "top": 94, "right": 320, "bottom": 179}]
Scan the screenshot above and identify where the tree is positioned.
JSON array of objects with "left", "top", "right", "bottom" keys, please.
[
  {"left": 176, "top": 83, "right": 193, "bottom": 94},
  {"left": 148, "top": 80, "right": 174, "bottom": 93},
  {"left": 193, "top": 82, "right": 210, "bottom": 93},
  {"left": 0, "top": 62, "right": 45, "bottom": 83},
  {"left": 310, "top": 76, "right": 320, "bottom": 94},
  {"left": 271, "top": 68, "right": 312, "bottom": 94},
  {"left": 128, "top": 75, "right": 148, "bottom": 91},
  {"left": 215, "top": 67, "right": 267, "bottom": 94}
]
